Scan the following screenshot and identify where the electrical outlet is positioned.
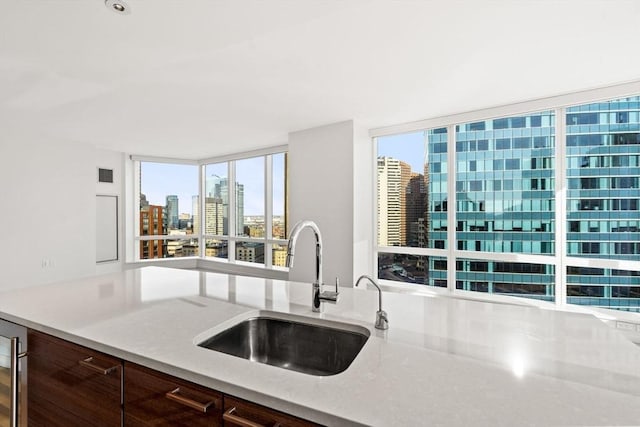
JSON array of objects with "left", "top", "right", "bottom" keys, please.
[
  {"left": 616, "top": 321, "right": 636, "bottom": 332},
  {"left": 41, "top": 258, "right": 55, "bottom": 268}
]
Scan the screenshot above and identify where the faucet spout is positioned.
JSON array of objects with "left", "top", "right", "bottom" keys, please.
[
  {"left": 286, "top": 220, "right": 324, "bottom": 312},
  {"left": 355, "top": 274, "right": 389, "bottom": 330}
]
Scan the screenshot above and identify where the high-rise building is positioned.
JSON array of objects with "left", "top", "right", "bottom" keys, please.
[
  {"left": 236, "top": 182, "right": 244, "bottom": 236},
  {"left": 139, "top": 204, "right": 165, "bottom": 259},
  {"left": 444, "top": 111, "right": 556, "bottom": 300},
  {"left": 439, "top": 100, "right": 640, "bottom": 311},
  {"left": 406, "top": 172, "right": 427, "bottom": 247},
  {"left": 378, "top": 101, "right": 639, "bottom": 311},
  {"left": 205, "top": 174, "right": 228, "bottom": 234},
  {"left": 377, "top": 157, "right": 412, "bottom": 246},
  {"left": 166, "top": 195, "right": 179, "bottom": 229},
  {"left": 565, "top": 97, "right": 640, "bottom": 311},
  {"left": 205, "top": 174, "right": 244, "bottom": 236},
  {"left": 424, "top": 130, "right": 448, "bottom": 252},
  {"left": 178, "top": 213, "right": 192, "bottom": 231},
  {"left": 205, "top": 197, "right": 225, "bottom": 236},
  {"left": 192, "top": 195, "right": 199, "bottom": 234}
]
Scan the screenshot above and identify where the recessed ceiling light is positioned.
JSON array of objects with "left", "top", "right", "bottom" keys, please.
[{"left": 105, "top": 0, "right": 130, "bottom": 15}]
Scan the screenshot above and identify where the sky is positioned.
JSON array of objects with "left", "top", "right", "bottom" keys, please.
[
  {"left": 141, "top": 154, "right": 285, "bottom": 216},
  {"left": 140, "top": 134, "right": 426, "bottom": 218},
  {"left": 376, "top": 130, "right": 427, "bottom": 174}
]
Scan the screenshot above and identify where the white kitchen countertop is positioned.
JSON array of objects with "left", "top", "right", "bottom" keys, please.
[{"left": 1, "top": 266, "right": 640, "bottom": 426}]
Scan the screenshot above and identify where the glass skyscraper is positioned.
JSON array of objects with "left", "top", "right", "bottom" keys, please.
[
  {"left": 378, "top": 95, "right": 640, "bottom": 312},
  {"left": 165, "top": 195, "right": 179, "bottom": 230},
  {"left": 449, "top": 111, "right": 556, "bottom": 301},
  {"left": 204, "top": 174, "right": 245, "bottom": 236},
  {"left": 566, "top": 97, "right": 640, "bottom": 311}
]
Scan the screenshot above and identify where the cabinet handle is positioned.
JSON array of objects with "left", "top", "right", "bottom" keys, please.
[
  {"left": 165, "top": 387, "right": 215, "bottom": 413},
  {"left": 223, "top": 407, "right": 270, "bottom": 427},
  {"left": 78, "top": 357, "right": 119, "bottom": 375},
  {"left": 223, "top": 407, "right": 281, "bottom": 427},
  {"left": 9, "top": 337, "right": 27, "bottom": 427}
]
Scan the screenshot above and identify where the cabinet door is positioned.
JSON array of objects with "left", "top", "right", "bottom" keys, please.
[
  {"left": 27, "top": 330, "right": 122, "bottom": 427},
  {"left": 124, "top": 362, "right": 223, "bottom": 426},
  {"left": 223, "top": 396, "right": 320, "bottom": 427}
]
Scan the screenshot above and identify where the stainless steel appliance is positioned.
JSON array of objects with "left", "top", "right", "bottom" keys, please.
[{"left": 0, "top": 320, "right": 27, "bottom": 427}]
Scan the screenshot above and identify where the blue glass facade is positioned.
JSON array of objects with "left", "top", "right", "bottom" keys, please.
[
  {"left": 456, "top": 259, "right": 555, "bottom": 300},
  {"left": 427, "top": 128, "right": 448, "bottom": 250},
  {"left": 566, "top": 97, "right": 640, "bottom": 311},
  {"left": 452, "top": 112, "right": 556, "bottom": 301},
  {"left": 377, "top": 96, "right": 640, "bottom": 311},
  {"left": 454, "top": 112, "right": 556, "bottom": 254}
]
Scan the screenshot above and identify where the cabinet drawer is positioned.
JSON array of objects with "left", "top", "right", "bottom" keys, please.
[
  {"left": 27, "top": 330, "right": 122, "bottom": 427},
  {"left": 124, "top": 362, "right": 223, "bottom": 426},
  {"left": 223, "top": 396, "right": 320, "bottom": 427}
]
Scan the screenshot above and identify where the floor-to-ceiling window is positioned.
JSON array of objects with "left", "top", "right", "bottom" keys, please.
[
  {"left": 375, "top": 93, "right": 640, "bottom": 312},
  {"left": 133, "top": 148, "right": 288, "bottom": 271},
  {"left": 138, "top": 162, "right": 199, "bottom": 259},
  {"left": 565, "top": 97, "right": 640, "bottom": 310},
  {"left": 454, "top": 112, "right": 556, "bottom": 301},
  {"left": 377, "top": 128, "right": 449, "bottom": 287}
]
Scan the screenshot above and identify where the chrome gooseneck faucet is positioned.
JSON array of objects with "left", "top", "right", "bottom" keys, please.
[
  {"left": 286, "top": 220, "right": 338, "bottom": 312},
  {"left": 355, "top": 274, "right": 389, "bottom": 330}
]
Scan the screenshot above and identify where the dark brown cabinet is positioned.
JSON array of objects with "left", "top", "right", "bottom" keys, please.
[
  {"left": 223, "top": 396, "right": 318, "bottom": 427},
  {"left": 27, "top": 330, "right": 321, "bottom": 427},
  {"left": 27, "top": 330, "right": 122, "bottom": 427},
  {"left": 124, "top": 362, "right": 223, "bottom": 426}
]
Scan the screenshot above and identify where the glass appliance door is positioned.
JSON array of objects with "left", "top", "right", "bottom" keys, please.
[
  {"left": 0, "top": 332, "right": 25, "bottom": 427},
  {"left": 0, "top": 334, "right": 13, "bottom": 427}
]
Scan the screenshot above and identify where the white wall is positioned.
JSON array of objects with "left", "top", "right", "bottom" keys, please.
[
  {"left": 288, "top": 121, "right": 355, "bottom": 287},
  {"left": 96, "top": 149, "right": 125, "bottom": 275},
  {"left": 0, "top": 121, "right": 367, "bottom": 292},
  {"left": 0, "top": 138, "right": 98, "bottom": 290},
  {"left": 352, "top": 123, "right": 375, "bottom": 282}
]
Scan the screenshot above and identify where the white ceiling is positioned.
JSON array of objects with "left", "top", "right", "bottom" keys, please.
[{"left": 2, "top": 0, "right": 640, "bottom": 159}]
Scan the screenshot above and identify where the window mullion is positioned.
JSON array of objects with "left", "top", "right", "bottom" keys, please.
[
  {"left": 555, "top": 107, "right": 567, "bottom": 307},
  {"left": 373, "top": 137, "right": 379, "bottom": 279},
  {"left": 133, "top": 160, "right": 141, "bottom": 261},
  {"left": 198, "top": 163, "right": 205, "bottom": 259},
  {"left": 265, "top": 155, "right": 273, "bottom": 268},
  {"left": 228, "top": 161, "right": 236, "bottom": 263},
  {"left": 447, "top": 124, "right": 457, "bottom": 293}
]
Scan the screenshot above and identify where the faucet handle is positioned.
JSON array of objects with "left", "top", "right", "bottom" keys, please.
[
  {"left": 319, "top": 277, "right": 339, "bottom": 302},
  {"left": 375, "top": 310, "right": 389, "bottom": 330}
]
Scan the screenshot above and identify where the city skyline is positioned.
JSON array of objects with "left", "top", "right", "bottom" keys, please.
[
  {"left": 376, "top": 99, "right": 640, "bottom": 312},
  {"left": 140, "top": 154, "right": 286, "bottom": 217},
  {"left": 377, "top": 131, "right": 424, "bottom": 174}
]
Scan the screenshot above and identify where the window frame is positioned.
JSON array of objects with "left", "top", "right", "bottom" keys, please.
[
  {"left": 130, "top": 145, "right": 288, "bottom": 272},
  {"left": 370, "top": 81, "right": 640, "bottom": 310}
]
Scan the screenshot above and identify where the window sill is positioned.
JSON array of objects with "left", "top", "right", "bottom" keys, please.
[
  {"left": 125, "top": 257, "right": 288, "bottom": 281},
  {"left": 378, "top": 279, "right": 640, "bottom": 344}
]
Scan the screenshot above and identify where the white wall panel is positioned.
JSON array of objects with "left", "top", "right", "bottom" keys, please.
[
  {"left": 288, "top": 120, "right": 354, "bottom": 288},
  {"left": 0, "top": 139, "right": 97, "bottom": 290}
]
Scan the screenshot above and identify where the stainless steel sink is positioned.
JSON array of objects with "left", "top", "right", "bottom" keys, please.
[{"left": 197, "top": 314, "right": 369, "bottom": 376}]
